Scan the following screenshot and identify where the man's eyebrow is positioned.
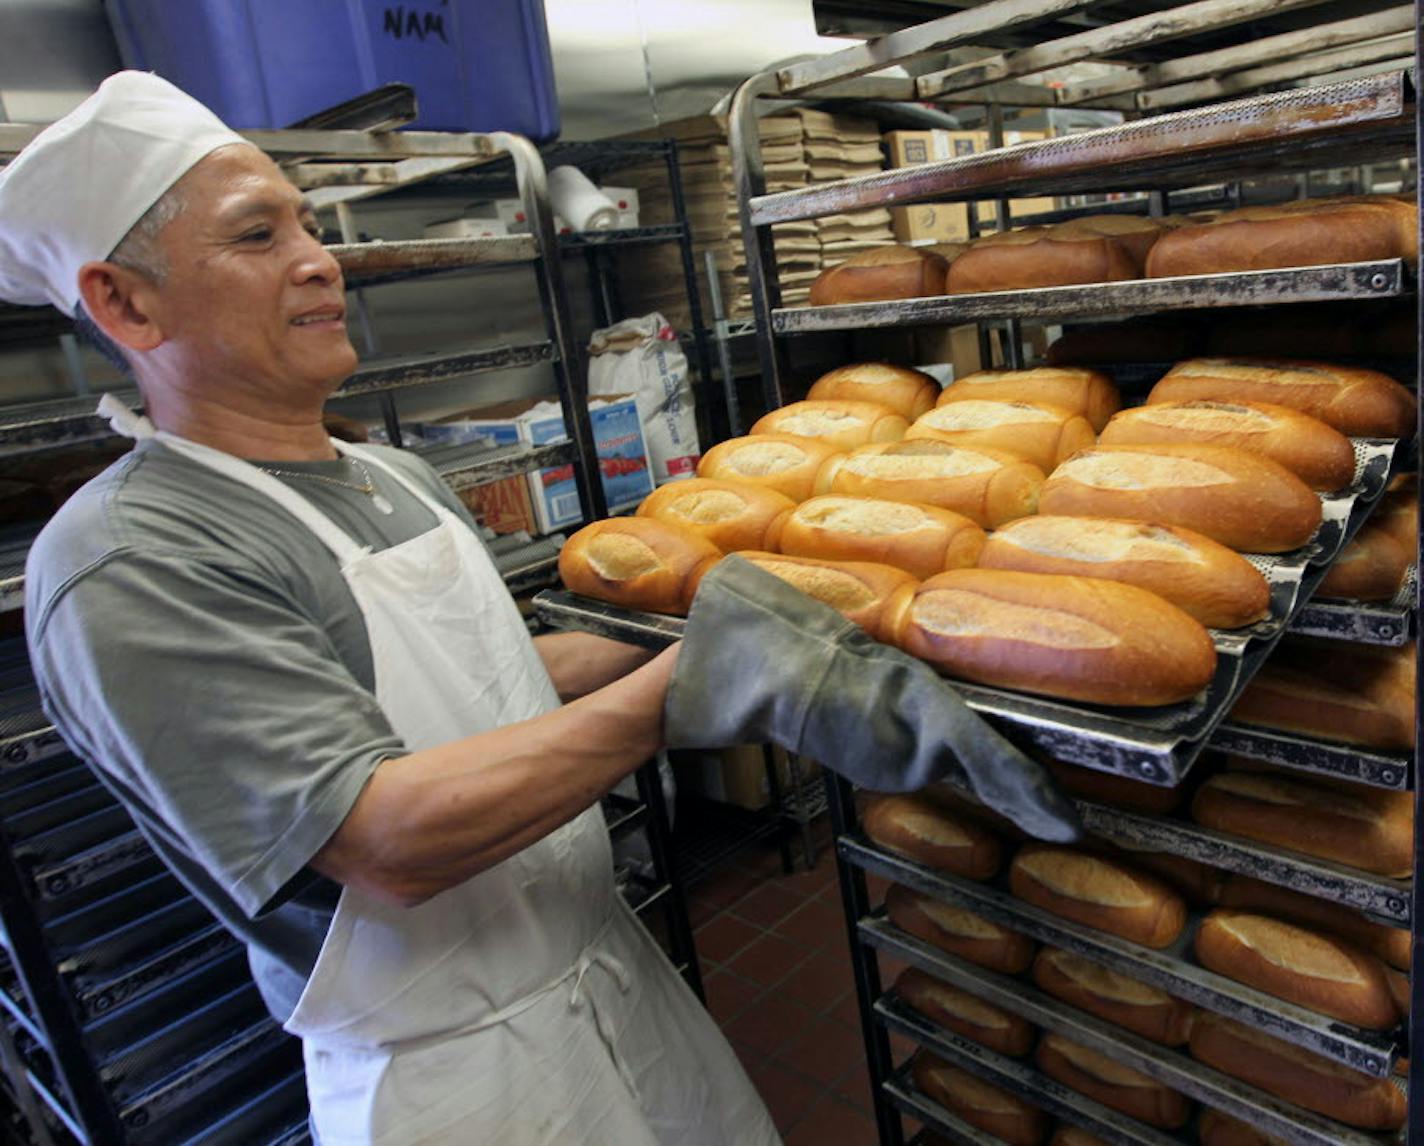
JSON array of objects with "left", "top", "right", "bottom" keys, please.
[{"left": 216, "top": 193, "right": 316, "bottom": 227}]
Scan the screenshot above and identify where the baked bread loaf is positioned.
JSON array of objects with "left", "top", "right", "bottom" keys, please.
[
  {"left": 1110, "top": 846, "right": 1225, "bottom": 908},
  {"left": 948, "top": 224, "right": 1143, "bottom": 295},
  {"left": 885, "top": 883, "right": 1036, "bottom": 974},
  {"left": 1145, "top": 195, "right": 1419, "bottom": 278},
  {"left": 1047, "top": 320, "right": 1198, "bottom": 370},
  {"left": 1035, "top": 1034, "right": 1192, "bottom": 1128},
  {"left": 558, "top": 518, "right": 722, "bottom": 615},
  {"left": 1032, "top": 947, "right": 1194, "bottom": 1045},
  {"left": 735, "top": 552, "right": 917, "bottom": 645},
  {"left": 911, "top": 1054, "right": 1049, "bottom": 1146},
  {"left": 822, "top": 440, "right": 1044, "bottom": 528},
  {"left": 1194, "top": 909, "right": 1398, "bottom": 1028},
  {"left": 1054, "top": 214, "right": 1168, "bottom": 266},
  {"left": 636, "top": 478, "right": 793, "bottom": 552},
  {"left": 898, "top": 569, "right": 1218, "bottom": 707},
  {"left": 863, "top": 792, "right": 1003, "bottom": 880},
  {"left": 751, "top": 399, "right": 909, "bottom": 451},
  {"left": 1009, "top": 845, "right": 1187, "bottom": 947},
  {"left": 937, "top": 367, "right": 1120, "bottom": 432},
  {"left": 1098, "top": 401, "right": 1355, "bottom": 491},
  {"left": 1039, "top": 444, "right": 1322, "bottom": 553},
  {"left": 1218, "top": 874, "right": 1411, "bottom": 971},
  {"left": 893, "top": 968, "right": 1035, "bottom": 1056},
  {"left": 1317, "top": 522, "right": 1410, "bottom": 601},
  {"left": 777, "top": 494, "right": 985, "bottom": 579},
  {"left": 1147, "top": 358, "right": 1416, "bottom": 438},
  {"left": 809, "top": 244, "right": 949, "bottom": 307},
  {"left": 806, "top": 362, "right": 940, "bottom": 420},
  {"left": 697, "top": 433, "right": 842, "bottom": 502},
  {"left": 1228, "top": 639, "right": 1415, "bottom": 751},
  {"left": 1374, "top": 481, "right": 1417, "bottom": 551},
  {"left": 978, "top": 516, "right": 1270, "bottom": 629},
  {"left": 1191, "top": 771, "right": 1412, "bottom": 877},
  {"left": 1043, "top": 758, "right": 1182, "bottom": 816},
  {"left": 1049, "top": 1128, "right": 1112, "bottom": 1146},
  {"left": 906, "top": 400, "right": 1096, "bottom": 473},
  {"left": 1188, "top": 1012, "right": 1407, "bottom": 1129},
  {"left": 1198, "top": 1108, "right": 1289, "bottom": 1146}
]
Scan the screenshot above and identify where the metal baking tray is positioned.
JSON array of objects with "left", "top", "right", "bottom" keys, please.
[
  {"left": 1074, "top": 800, "right": 1412, "bottom": 926},
  {"left": 870, "top": 931, "right": 1395, "bottom": 1146},
  {"left": 0, "top": 761, "right": 95, "bottom": 817},
  {"left": 884, "top": 1066, "right": 1012, "bottom": 1146},
  {"left": 771, "top": 261, "right": 1410, "bottom": 334},
  {"left": 885, "top": 1016, "right": 1183, "bottom": 1146},
  {"left": 1290, "top": 566, "right": 1416, "bottom": 647},
  {"left": 1209, "top": 725, "right": 1412, "bottom": 791},
  {"left": 0, "top": 688, "right": 69, "bottom": 772},
  {"left": 3, "top": 782, "right": 117, "bottom": 842},
  {"left": 166, "top": 1067, "right": 309, "bottom": 1146},
  {"left": 40, "top": 869, "right": 187, "bottom": 952},
  {"left": 27, "top": 829, "right": 153, "bottom": 902},
  {"left": 841, "top": 836, "right": 1400, "bottom": 1077},
  {"left": 68, "top": 923, "right": 239, "bottom": 1022}
]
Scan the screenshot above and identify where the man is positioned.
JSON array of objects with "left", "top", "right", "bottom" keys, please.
[{"left": 3, "top": 73, "right": 1075, "bottom": 1145}]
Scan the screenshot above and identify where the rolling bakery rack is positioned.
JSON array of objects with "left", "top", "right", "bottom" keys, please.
[
  {"left": 0, "top": 119, "right": 701, "bottom": 1144},
  {"left": 533, "top": 1, "right": 1424, "bottom": 1143}
]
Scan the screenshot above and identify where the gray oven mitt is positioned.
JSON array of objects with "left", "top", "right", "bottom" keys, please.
[{"left": 664, "top": 555, "right": 1081, "bottom": 842}]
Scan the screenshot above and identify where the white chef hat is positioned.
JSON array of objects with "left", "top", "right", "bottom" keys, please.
[{"left": 0, "top": 71, "right": 251, "bottom": 316}]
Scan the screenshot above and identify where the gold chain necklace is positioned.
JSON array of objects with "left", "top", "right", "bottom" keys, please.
[{"left": 258, "top": 455, "right": 395, "bottom": 515}]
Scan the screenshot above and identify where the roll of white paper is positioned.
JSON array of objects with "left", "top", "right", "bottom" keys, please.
[{"left": 547, "top": 165, "right": 620, "bottom": 231}]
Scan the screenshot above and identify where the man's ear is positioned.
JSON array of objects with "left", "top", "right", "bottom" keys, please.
[{"left": 76, "top": 261, "right": 166, "bottom": 353}]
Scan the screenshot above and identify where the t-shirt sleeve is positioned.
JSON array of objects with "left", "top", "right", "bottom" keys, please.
[{"left": 29, "top": 548, "right": 404, "bottom": 919}]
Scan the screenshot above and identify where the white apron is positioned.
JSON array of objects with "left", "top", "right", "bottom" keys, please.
[{"left": 152, "top": 433, "right": 778, "bottom": 1146}]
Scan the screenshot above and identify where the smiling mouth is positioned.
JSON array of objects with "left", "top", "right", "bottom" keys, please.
[{"left": 292, "top": 312, "right": 344, "bottom": 326}]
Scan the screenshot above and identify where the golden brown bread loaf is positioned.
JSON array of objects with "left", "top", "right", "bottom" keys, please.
[
  {"left": 821, "top": 440, "right": 1044, "bottom": 528},
  {"left": 635, "top": 478, "right": 793, "bottom": 552},
  {"left": 1317, "top": 522, "right": 1410, "bottom": 602},
  {"left": 696, "top": 433, "right": 842, "bottom": 502},
  {"left": 1194, "top": 909, "right": 1398, "bottom": 1028},
  {"left": 1039, "top": 444, "right": 1323, "bottom": 554},
  {"left": 911, "top": 1054, "right": 1049, "bottom": 1146},
  {"left": 1034, "top": 1034, "right": 1192, "bottom": 1128},
  {"left": 906, "top": 400, "right": 1096, "bottom": 474},
  {"left": 1191, "top": 771, "right": 1413, "bottom": 877},
  {"left": 948, "top": 223, "right": 1145, "bottom": 294},
  {"left": 1009, "top": 845, "right": 1188, "bottom": 948},
  {"left": 1042, "top": 759, "right": 1182, "bottom": 815},
  {"left": 1198, "top": 1108, "right": 1290, "bottom": 1146},
  {"left": 893, "top": 968, "right": 1035, "bottom": 1056},
  {"left": 1147, "top": 358, "right": 1416, "bottom": 438},
  {"left": 1032, "top": 947, "right": 1195, "bottom": 1045},
  {"left": 1110, "top": 846, "right": 1225, "bottom": 908},
  {"left": 1374, "top": 481, "right": 1418, "bottom": 551},
  {"left": 1228, "top": 638, "right": 1415, "bottom": 751},
  {"left": 1049, "top": 1128, "right": 1112, "bottom": 1146},
  {"left": 1145, "top": 195, "right": 1419, "bottom": 278},
  {"left": 777, "top": 494, "right": 985, "bottom": 579},
  {"left": 750, "top": 399, "right": 909, "bottom": 451},
  {"left": 1218, "top": 874, "right": 1411, "bottom": 971},
  {"left": 897, "top": 569, "right": 1218, "bottom": 707},
  {"left": 863, "top": 792, "right": 1003, "bottom": 880},
  {"left": 885, "top": 883, "right": 1036, "bottom": 974},
  {"left": 1098, "top": 401, "right": 1355, "bottom": 491},
  {"left": 937, "top": 367, "right": 1121, "bottom": 432},
  {"left": 978, "top": 516, "right": 1270, "bottom": 629},
  {"left": 1188, "top": 1012, "right": 1407, "bottom": 1129},
  {"left": 1054, "top": 214, "right": 1168, "bottom": 266},
  {"left": 1387, "top": 966, "right": 1409, "bottom": 1020},
  {"left": 809, "top": 244, "right": 949, "bottom": 306},
  {"left": 806, "top": 362, "right": 941, "bottom": 420},
  {"left": 558, "top": 518, "right": 722, "bottom": 615},
  {"left": 734, "top": 552, "right": 917, "bottom": 645}
]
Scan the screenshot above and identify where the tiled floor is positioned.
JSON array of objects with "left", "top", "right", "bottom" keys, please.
[{"left": 685, "top": 818, "right": 917, "bottom": 1145}]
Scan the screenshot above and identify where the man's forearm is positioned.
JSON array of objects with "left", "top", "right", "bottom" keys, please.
[
  {"left": 534, "top": 631, "right": 660, "bottom": 700},
  {"left": 312, "top": 643, "right": 679, "bottom": 905}
]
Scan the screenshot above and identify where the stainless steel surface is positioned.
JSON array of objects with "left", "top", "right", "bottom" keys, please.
[
  {"left": 772, "top": 261, "right": 1409, "bottom": 332},
  {"left": 872, "top": 938, "right": 1392, "bottom": 1146},
  {"left": 842, "top": 837, "right": 1401, "bottom": 1076},
  {"left": 748, "top": 73, "right": 1410, "bottom": 224},
  {"left": 1210, "top": 724, "right": 1413, "bottom": 789}
]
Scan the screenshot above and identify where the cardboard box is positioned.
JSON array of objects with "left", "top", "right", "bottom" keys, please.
[
  {"left": 456, "top": 477, "right": 536, "bottom": 535},
  {"left": 425, "top": 396, "right": 654, "bottom": 536}
]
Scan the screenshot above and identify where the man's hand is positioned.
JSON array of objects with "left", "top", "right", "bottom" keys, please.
[{"left": 534, "top": 631, "right": 661, "bottom": 701}]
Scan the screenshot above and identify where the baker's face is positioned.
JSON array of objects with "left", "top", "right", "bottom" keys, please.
[{"left": 148, "top": 145, "right": 357, "bottom": 398}]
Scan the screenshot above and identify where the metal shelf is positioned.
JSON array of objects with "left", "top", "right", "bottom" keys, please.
[
  {"left": 333, "top": 235, "right": 538, "bottom": 286},
  {"left": 771, "top": 260, "right": 1409, "bottom": 334},
  {"left": 602, "top": 794, "right": 648, "bottom": 841},
  {"left": 1288, "top": 567, "right": 1416, "bottom": 646},
  {"left": 559, "top": 224, "right": 688, "bottom": 250},
  {"left": 27, "top": 831, "right": 152, "bottom": 903},
  {"left": 1209, "top": 724, "right": 1412, "bottom": 791},
  {"left": 748, "top": 73, "right": 1413, "bottom": 225},
  {"left": 842, "top": 837, "right": 1401, "bottom": 1077},
  {"left": 883, "top": 1069, "right": 1012, "bottom": 1146},
  {"left": 416, "top": 439, "right": 576, "bottom": 495},
  {"left": 1074, "top": 800, "right": 1411, "bottom": 925},
  {"left": 871, "top": 933, "right": 1392, "bottom": 1146}
]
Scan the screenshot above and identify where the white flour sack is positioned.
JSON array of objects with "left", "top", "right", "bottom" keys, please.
[{"left": 588, "top": 314, "right": 700, "bottom": 484}]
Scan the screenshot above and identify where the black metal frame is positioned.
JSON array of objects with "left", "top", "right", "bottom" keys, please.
[{"left": 723, "top": 14, "right": 1423, "bottom": 1144}]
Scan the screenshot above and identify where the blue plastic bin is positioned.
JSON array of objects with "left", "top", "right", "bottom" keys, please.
[{"left": 104, "top": 0, "right": 560, "bottom": 139}]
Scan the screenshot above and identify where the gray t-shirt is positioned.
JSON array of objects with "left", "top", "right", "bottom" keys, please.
[{"left": 25, "top": 438, "right": 490, "bottom": 1023}]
